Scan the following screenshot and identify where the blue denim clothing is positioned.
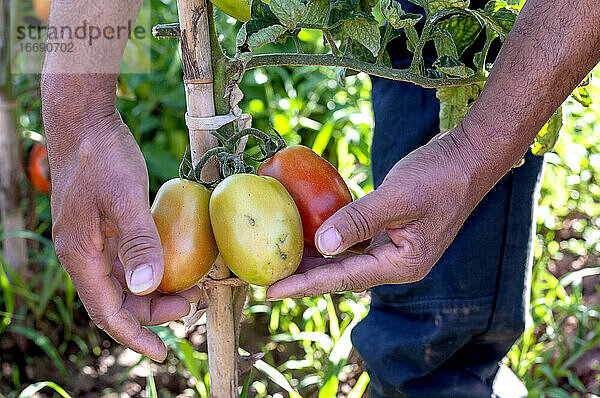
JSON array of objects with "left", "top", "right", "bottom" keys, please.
[{"left": 350, "top": 77, "right": 545, "bottom": 397}]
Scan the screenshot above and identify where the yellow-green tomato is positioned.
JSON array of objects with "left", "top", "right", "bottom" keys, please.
[
  {"left": 152, "top": 178, "right": 218, "bottom": 293},
  {"left": 210, "top": 174, "right": 303, "bottom": 286},
  {"left": 211, "top": 0, "right": 251, "bottom": 22}
]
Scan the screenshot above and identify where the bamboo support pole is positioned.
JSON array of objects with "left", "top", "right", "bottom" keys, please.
[{"left": 176, "top": 0, "right": 238, "bottom": 396}]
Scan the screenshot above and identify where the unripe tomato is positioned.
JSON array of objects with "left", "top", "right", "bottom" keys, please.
[
  {"left": 152, "top": 178, "right": 218, "bottom": 293},
  {"left": 257, "top": 145, "right": 352, "bottom": 246},
  {"left": 33, "top": 0, "right": 50, "bottom": 22},
  {"left": 211, "top": 0, "right": 251, "bottom": 22},
  {"left": 210, "top": 174, "right": 303, "bottom": 286},
  {"left": 28, "top": 143, "right": 50, "bottom": 194}
]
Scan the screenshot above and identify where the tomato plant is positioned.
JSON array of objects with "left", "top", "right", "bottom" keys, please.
[
  {"left": 28, "top": 143, "right": 50, "bottom": 195},
  {"left": 151, "top": 178, "right": 218, "bottom": 293},
  {"left": 257, "top": 145, "right": 352, "bottom": 246},
  {"left": 209, "top": 173, "right": 303, "bottom": 286}
]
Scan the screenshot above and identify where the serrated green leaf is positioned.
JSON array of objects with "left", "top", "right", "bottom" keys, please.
[
  {"left": 474, "top": 1, "right": 518, "bottom": 37},
  {"left": 302, "top": 0, "right": 330, "bottom": 24},
  {"left": 430, "top": 26, "right": 458, "bottom": 58},
  {"left": 405, "top": 26, "right": 420, "bottom": 52},
  {"left": 427, "top": 0, "right": 469, "bottom": 14},
  {"left": 341, "top": 17, "right": 381, "bottom": 57},
  {"left": 237, "top": 0, "right": 285, "bottom": 52},
  {"left": 436, "top": 82, "right": 482, "bottom": 131},
  {"left": 237, "top": 22, "right": 288, "bottom": 52},
  {"left": 433, "top": 55, "right": 472, "bottom": 77},
  {"left": 380, "top": 0, "right": 422, "bottom": 29},
  {"left": 270, "top": 0, "right": 307, "bottom": 29},
  {"left": 329, "top": 0, "right": 360, "bottom": 27},
  {"left": 437, "top": 14, "right": 482, "bottom": 56}
]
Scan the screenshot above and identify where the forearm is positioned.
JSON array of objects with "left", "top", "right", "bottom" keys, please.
[
  {"left": 457, "top": 0, "right": 600, "bottom": 196},
  {"left": 41, "top": 0, "right": 143, "bottom": 149}
]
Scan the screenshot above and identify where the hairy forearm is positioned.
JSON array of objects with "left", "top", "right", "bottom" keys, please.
[
  {"left": 41, "top": 0, "right": 142, "bottom": 145},
  {"left": 457, "top": 0, "right": 600, "bottom": 195}
]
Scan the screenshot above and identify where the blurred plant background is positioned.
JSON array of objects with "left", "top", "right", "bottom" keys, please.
[{"left": 0, "top": 0, "right": 599, "bottom": 396}]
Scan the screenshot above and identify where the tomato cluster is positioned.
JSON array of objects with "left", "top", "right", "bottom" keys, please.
[{"left": 152, "top": 145, "right": 352, "bottom": 292}]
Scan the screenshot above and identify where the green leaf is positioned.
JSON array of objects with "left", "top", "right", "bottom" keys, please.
[
  {"left": 239, "top": 368, "right": 253, "bottom": 398},
  {"left": 341, "top": 17, "right": 381, "bottom": 57},
  {"left": 270, "top": 0, "right": 307, "bottom": 29},
  {"left": 18, "top": 382, "right": 71, "bottom": 398},
  {"left": 302, "top": 0, "right": 330, "bottom": 24},
  {"left": 0, "top": 257, "right": 15, "bottom": 332},
  {"left": 254, "top": 360, "right": 300, "bottom": 395},
  {"left": 427, "top": 0, "right": 469, "bottom": 14},
  {"left": 430, "top": 26, "right": 458, "bottom": 58},
  {"left": 146, "top": 372, "right": 158, "bottom": 398},
  {"left": 571, "top": 86, "right": 593, "bottom": 107},
  {"left": 318, "top": 376, "right": 339, "bottom": 398},
  {"left": 566, "top": 371, "right": 586, "bottom": 393},
  {"left": 436, "top": 14, "right": 482, "bottom": 56},
  {"left": 405, "top": 26, "right": 420, "bottom": 52},
  {"left": 544, "top": 388, "right": 571, "bottom": 398},
  {"left": 347, "top": 371, "right": 370, "bottom": 398},
  {"left": 468, "top": 1, "right": 517, "bottom": 39},
  {"left": 237, "top": 0, "right": 287, "bottom": 53},
  {"left": 532, "top": 105, "right": 563, "bottom": 155},
  {"left": 380, "top": 0, "right": 422, "bottom": 29},
  {"left": 10, "top": 325, "right": 67, "bottom": 378},
  {"left": 247, "top": 24, "right": 288, "bottom": 50},
  {"left": 433, "top": 55, "right": 473, "bottom": 77},
  {"left": 436, "top": 82, "right": 483, "bottom": 131},
  {"left": 329, "top": 0, "right": 360, "bottom": 27}
]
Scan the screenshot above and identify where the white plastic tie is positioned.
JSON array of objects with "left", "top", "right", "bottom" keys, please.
[{"left": 185, "top": 112, "right": 252, "bottom": 132}]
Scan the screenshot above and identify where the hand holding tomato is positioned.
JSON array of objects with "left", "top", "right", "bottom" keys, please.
[
  {"left": 43, "top": 109, "right": 202, "bottom": 362},
  {"left": 266, "top": 127, "right": 489, "bottom": 299}
]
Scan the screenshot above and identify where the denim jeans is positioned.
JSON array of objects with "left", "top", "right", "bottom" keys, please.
[{"left": 350, "top": 77, "right": 545, "bottom": 397}]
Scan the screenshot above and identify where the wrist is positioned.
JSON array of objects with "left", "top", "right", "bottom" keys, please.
[
  {"left": 42, "top": 73, "right": 122, "bottom": 158},
  {"left": 41, "top": 73, "right": 119, "bottom": 135},
  {"left": 451, "top": 116, "right": 531, "bottom": 201}
]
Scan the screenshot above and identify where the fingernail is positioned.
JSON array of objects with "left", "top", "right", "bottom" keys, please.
[
  {"left": 317, "top": 228, "right": 342, "bottom": 255},
  {"left": 129, "top": 264, "right": 154, "bottom": 293}
]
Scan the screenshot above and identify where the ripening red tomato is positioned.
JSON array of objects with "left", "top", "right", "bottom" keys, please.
[
  {"left": 29, "top": 143, "right": 50, "bottom": 194},
  {"left": 33, "top": 0, "right": 50, "bottom": 22},
  {"left": 257, "top": 145, "right": 352, "bottom": 246}
]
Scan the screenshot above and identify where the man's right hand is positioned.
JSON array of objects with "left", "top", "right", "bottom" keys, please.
[{"left": 46, "top": 110, "right": 203, "bottom": 362}]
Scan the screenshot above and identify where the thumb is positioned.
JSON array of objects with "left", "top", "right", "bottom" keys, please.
[
  {"left": 113, "top": 205, "right": 164, "bottom": 296},
  {"left": 315, "top": 187, "right": 403, "bottom": 256}
]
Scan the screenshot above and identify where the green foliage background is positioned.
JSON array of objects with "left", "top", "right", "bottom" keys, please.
[{"left": 1, "top": 0, "right": 599, "bottom": 396}]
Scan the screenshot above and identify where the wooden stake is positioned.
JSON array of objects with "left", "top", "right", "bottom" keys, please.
[{"left": 176, "top": 0, "right": 238, "bottom": 396}]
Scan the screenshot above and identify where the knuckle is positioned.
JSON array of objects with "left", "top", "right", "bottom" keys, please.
[
  {"left": 119, "top": 233, "right": 161, "bottom": 265},
  {"left": 389, "top": 231, "right": 431, "bottom": 283},
  {"left": 343, "top": 206, "right": 373, "bottom": 241},
  {"left": 337, "top": 263, "right": 364, "bottom": 292}
]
